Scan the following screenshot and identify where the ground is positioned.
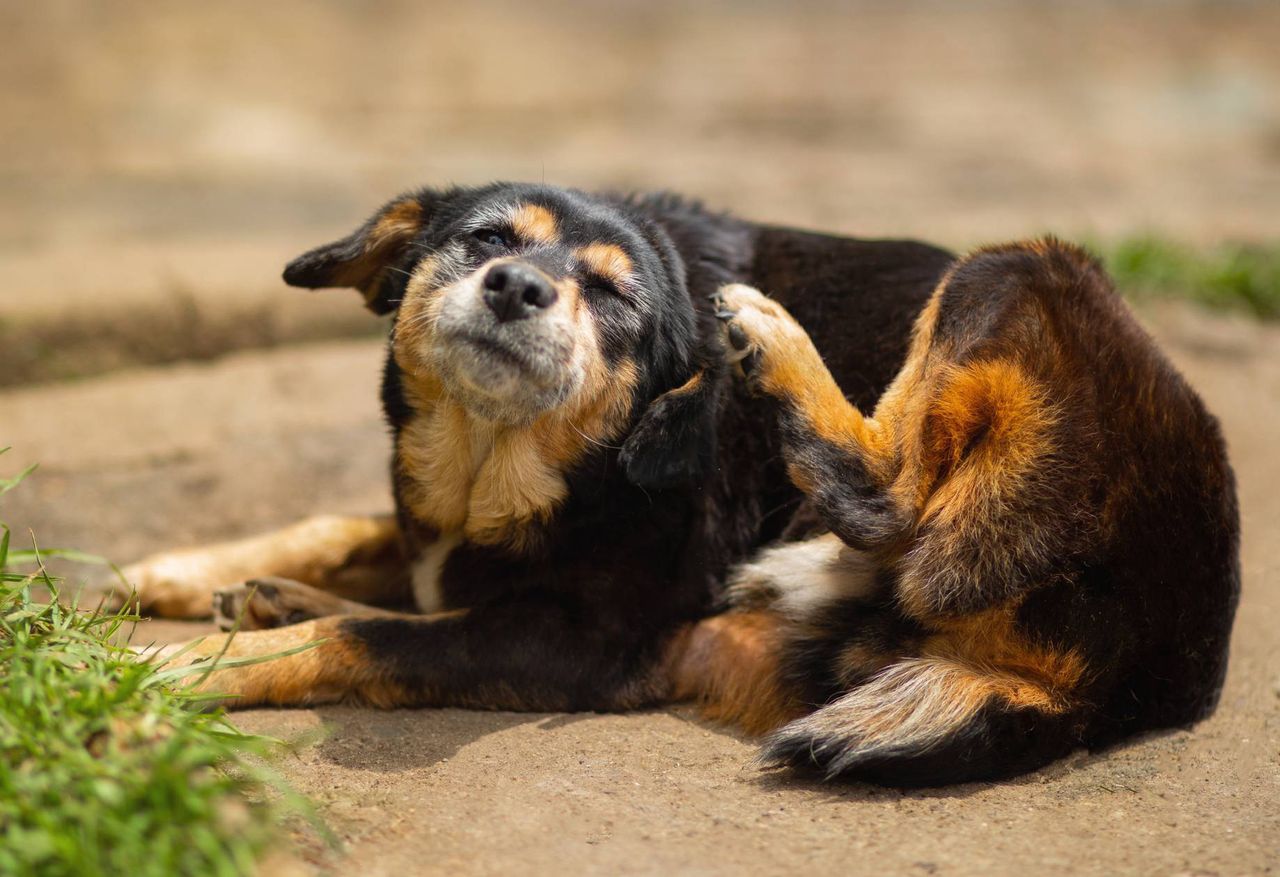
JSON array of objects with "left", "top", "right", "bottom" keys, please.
[
  {"left": 2, "top": 1, "right": 1278, "bottom": 874},
  {"left": 5, "top": 302, "right": 1278, "bottom": 876}
]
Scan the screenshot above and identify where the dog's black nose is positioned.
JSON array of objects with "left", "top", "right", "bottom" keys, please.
[{"left": 483, "top": 263, "right": 558, "bottom": 322}]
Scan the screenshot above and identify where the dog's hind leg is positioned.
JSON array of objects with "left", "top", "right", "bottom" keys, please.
[
  {"left": 715, "top": 283, "right": 935, "bottom": 552},
  {"left": 110, "top": 514, "right": 409, "bottom": 619},
  {"left": 717, "top": 281, "right": 1067, "bottom": 619},
  {"left": 659, "top": 611, "right": 812, "bottom": 736}
]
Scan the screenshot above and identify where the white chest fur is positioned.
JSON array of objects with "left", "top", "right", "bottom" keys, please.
[{"left": 410, "top": 532, "right": 462, "bottom": 613}]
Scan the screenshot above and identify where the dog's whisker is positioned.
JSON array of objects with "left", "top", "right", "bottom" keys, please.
[{"left": 568, "top": 421, "right": 624, "bottom": 452}]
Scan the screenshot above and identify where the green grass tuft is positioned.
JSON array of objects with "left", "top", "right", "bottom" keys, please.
[
  {"left": 1102, "top": 237, "right": 1280, "bottom": 320},
  {"left": 0, "top": 450, "right": 318, "bottom": 877}
]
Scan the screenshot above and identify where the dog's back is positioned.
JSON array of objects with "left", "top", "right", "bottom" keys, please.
[{"left": 1004, "top": 242, "right": 1240, "bottom": 741}]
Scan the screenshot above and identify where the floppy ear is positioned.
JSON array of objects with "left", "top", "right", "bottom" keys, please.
[
  {"left": 282, "top": 190, "right": 433, "bottom": 315},
  {"left": 620, "top": 365, "right": 724, "bottom": 490}
]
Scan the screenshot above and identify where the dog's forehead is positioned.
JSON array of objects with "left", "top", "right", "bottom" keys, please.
[{"left": 461, "top": 188, "right": 647, "bottom": 253}]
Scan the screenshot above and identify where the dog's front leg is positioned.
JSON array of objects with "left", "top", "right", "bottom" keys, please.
[
  {"left": 111, "top": 514, "right": 408, "bottom": 618},
  {"left": 151, "top": 593, "right": 673, "bottom": 712},
  {"left": 211, "top": 576, "right": 401, "bottom": 631}
]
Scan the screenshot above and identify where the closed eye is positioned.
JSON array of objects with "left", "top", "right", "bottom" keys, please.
[
  {"left": 472, "top": 228, "right": 511, "bottom": 249},
  {"left": 583, "top": 275, "right": 624, "bottom": 299}
]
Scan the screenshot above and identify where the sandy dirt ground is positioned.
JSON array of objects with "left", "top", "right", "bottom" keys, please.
[
  {"left": 4, "top": 302, "right": 1278, "bottom": 876},
  {"left": 3, "top": 1, "right": 1279, "bottom": 874}
]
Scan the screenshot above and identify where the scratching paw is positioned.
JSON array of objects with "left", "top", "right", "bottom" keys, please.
[{"left": 712, "top": 284, "right": 818, "bottom": 394}]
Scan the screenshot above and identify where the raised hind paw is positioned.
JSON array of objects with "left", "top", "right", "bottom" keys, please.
[{"left": 713, "top": 283, "right": 828, "bottom": 400}]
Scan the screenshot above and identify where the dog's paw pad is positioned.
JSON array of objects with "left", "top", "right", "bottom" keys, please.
[{"left": 214, "top": 578, "right": 323, "bottom": 632}]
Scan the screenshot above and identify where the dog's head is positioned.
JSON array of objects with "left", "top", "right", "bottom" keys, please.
[{"left": 284, "top": 183, "right": 728, "bottom": 489}]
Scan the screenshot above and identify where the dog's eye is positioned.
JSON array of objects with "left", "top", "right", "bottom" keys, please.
[
  {"left": 473, "top": 228, "right": 510, "bottom": 248},
  {"left": 583, "top": 278, "right": 621, "bottom": 299}
]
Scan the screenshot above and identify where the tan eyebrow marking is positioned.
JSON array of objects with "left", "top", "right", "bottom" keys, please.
[
  {"left": 510, "top": 203, "right": 559, "bottom": 245},
  {"left": 575, "top": 243, "right": 634, "bottom": 287}
]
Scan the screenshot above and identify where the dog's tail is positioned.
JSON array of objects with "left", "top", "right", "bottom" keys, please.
[{"left": 761, "top": 654, "right": 1087, "bottom": 786}]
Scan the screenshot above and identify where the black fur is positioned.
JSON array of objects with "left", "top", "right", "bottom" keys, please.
[
  {"left": 284, "top": 182, "right": 954, "bottom": 713},
  {"left": 721, "top": 240, "right": 1239, "bottom": 786}
]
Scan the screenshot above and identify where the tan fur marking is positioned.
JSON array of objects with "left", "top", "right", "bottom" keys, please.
[
  {"left": 717, "top": 284, "right": 900, "bottom": 484},
  {"left": 398, "top": 400, "right": 485, "bottom": 531},
  {"left": 925, "top": 359, "right": 1053, "bottom": 481},
  {"left": 669, "top": 611, "right": 805, "bottom": 736},
  {"left": 328, "top": 198, "right": 423, "bottom": 297},
  {"left": 915, "top": 360, "right": 1055, "bottom": 527},
  {"left": 558, "top": 276, "right": 582, "bottom": 315},
  {"left": 162, "top": 618, "right": 403, "bottom": 708},
  {"left": 368, "top": 199, "right": 424, "bottom": 252},
  {"left": 576, "top": 243, "right": 634, "bottom": 287},
  {"left": 923, "top": 607, "right": 1086, "bottom": 713},
  {"left": 895, "top": 359, "right": 1059, "bottom": 620},
  {"left": 834, "top": 642, "right": 897, "bottom": 686},
  {"left": 669, "top": 370, "right": 702, "bottom": 395},
  {"left": 510, "top": 203, "right": 559, "bottom": 245},
  {"left": 464, "top": 428, "right": 570, "bottom": 546},
  {"left": 160, "top": 609, "right": 474, "bottom": 708},
  {"left": 397, "top": 358, "right": 639, "bottom": 551},
  {"left": 392, "top": 257, "right": 451, "bottom": 376}
]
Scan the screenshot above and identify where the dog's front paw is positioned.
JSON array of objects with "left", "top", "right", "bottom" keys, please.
[
  {"left": 213, "top": 577, "right": 349, "bottom": 631},
  {"left": 713, "top": 284, "right": 823, "bottom": 397},
  {"left": 214, "top": 577, "right": 310, "bottom": 631}
]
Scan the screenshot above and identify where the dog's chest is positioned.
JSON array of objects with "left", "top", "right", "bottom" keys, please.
[{"left": 397, "top": 405, "right": 569, "bottom": 608}]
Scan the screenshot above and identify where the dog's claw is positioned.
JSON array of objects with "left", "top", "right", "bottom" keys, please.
[{"left": 714, "top": 310, "right": 736, "bottom": 321}]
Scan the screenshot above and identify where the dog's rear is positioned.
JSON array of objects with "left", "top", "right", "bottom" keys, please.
[{"left": 680, "top": 239, "right": 1239, "bottom": 785}]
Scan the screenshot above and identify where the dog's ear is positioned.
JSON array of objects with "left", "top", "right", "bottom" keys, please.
[
  {"left": 620, "top": 365, "right": 723, "bottom": 490},
  {"left": 283, "top": 190, "right": 434, "bottom": 314}
]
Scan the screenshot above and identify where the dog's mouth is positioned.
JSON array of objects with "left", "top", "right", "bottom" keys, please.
[
  {"left": 448, "top": 331, "right": 536, "bottom": 373},
  {"left": 429, "top": 324, "right": 581, "bottom": 423},
  {"left": 437, "top": 326, "right": 568, "bottom": 387}
]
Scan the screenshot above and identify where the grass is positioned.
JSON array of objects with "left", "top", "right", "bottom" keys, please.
[
  {"left": 1101, "top": 237, "right": 1280, "bottom": 320},
  {"left": 0, "top": 451, "right": 319, "bottom": 877}
]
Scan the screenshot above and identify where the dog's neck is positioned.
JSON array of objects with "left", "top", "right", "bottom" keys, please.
[{"left": 393, "top": 367, "right": 635, "bottom": 553}]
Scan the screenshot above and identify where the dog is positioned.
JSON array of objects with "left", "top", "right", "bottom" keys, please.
[
  {"left": 122, "top": 184, "right": 1238, "bottom": 786},
  {"left": 121, "top": 181, "right": 949, "bottom": 708}
]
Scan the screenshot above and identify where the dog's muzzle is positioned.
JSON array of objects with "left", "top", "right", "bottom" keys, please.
[{"left": 428, "top": 260, "right": 584, "bottom": 422}]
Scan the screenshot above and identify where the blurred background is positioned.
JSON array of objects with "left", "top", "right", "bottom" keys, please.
[
  {"left": 3, "top": 6, "right": 1279, "bottom": 870},
  {"left": 3, "top": 0, "right": 1277, "bottom": 385}
]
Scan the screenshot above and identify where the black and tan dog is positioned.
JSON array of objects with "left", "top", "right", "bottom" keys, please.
[
  {"left": 124, "top": 181, "right": 949, "bottom": 707},
  {"left": 123, "top": 183, "right": 1238, "bottom": 785}
]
